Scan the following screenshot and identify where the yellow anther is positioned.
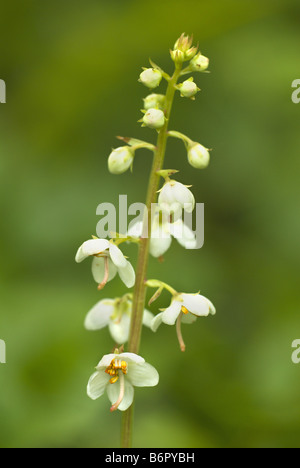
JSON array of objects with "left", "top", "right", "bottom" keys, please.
[
  {"left": 181, "top": 306, "right": 189, "bottom": 315},
  {"left": 121, "top": 361, "right": 128, "bottom": 374},
  {"left": 109, "top": 375, "right": 119, "bottom": 384},
  {"left": 105, "top": 358, "right": 128, "bottom": 383}
]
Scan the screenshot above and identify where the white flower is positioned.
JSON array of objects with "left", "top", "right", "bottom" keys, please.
[
  {"left": 84, "top": 297, "right": 154, "bottom": 344},
  {"left": 188, "top": 143, "right": 210, "bottom": 169},
  {"left": 108, "top": 146, "right": 134, "bottom": 174},
  {"left": 87, "top": 352, "right": 159, "bottom": 411},
  {"left": 177, "top": 79, "right": 200, "bottom": 98},
  {"left": 158, "top": 180, "right": 195, "bottom": 217},
  {"left": 189, "top": 53, "right": 210, "bottom": 72},
  {"left": 128, "top": 217, "right": 196, "bottom": 258},
  {"left": 75, "top": 239, "right": 135, "bottom": 290},
  {"left": 151, "top": 292, "right": 216, "bottom": 351},
  {"left": 139, "top": 68, "right": 162, "bottom": 89},
  {"left": 143, "top": 93, "right": 165, "bottom": 111},
  {"left": 143, "top": 108, "right": 165, "bottom": 130}
]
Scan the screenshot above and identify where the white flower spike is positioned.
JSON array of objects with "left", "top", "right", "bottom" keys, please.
[
  {"left": 84, "top": 296, "right": 154, "bottom": 344},
  {"left": 87, "top": 351, "right": 159, "bottom": 411},
  {"left": 151, "top": 292, "right": 216, "bottom": 351},
  {"left": 75, "top": 238, "right": 135, "bottom": 290},
  {"left": 158, "top": 180, "right": 195, "bottom": 217}
]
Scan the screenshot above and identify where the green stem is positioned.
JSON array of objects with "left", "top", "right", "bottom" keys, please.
[{"left": 121, "top": 64, "right": 182, "bottom": 448}]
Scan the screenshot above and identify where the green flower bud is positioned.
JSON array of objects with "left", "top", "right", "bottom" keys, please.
[
  {"left": 174, "top": 33, "right": 193, "bottom": 53},
  {"left": 172, "top": 34, "right": 198, "bottom": 63},
  {"left": 143, "top": 108, "right": 166, "bottom": 130},
  {"left": 184, "top": 47, "right": 198, "bottom": 61},
  {"left": 170, "top": 49, "right": 185, "bottom": 64},
  {"left": 139, "top": 68, "right": 162, "bottom": 89},
  {"left": 143, "top": 93, "right": 166, "bottom": 110},
  {"left": 108, "top": 146, "right": 134, "bottom": 174},
  {"left": 177, "top": 78, "right": 200, "bottom": 98},
  {"left": 189, "top": 53, "right": 209, "bottom": 72},
  {"left": 188, "top": 143, "right": 210, "bottom": 169}
]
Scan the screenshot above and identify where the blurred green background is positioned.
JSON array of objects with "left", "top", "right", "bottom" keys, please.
[{"left": 1, "top": 0, "right": 300, "bottom": 448}]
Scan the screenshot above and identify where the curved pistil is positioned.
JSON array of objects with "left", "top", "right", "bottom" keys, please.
[{"left": 176, "top": 310, "right": 186, "bottom": 352}]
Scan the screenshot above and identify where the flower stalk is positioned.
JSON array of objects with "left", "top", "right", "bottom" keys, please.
[{"left": 121, "top": 64, "right": 183, "bottom": 447}]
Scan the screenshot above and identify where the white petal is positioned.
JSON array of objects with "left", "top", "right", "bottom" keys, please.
[
  {"left": 118, "top": 261, "right": 136, "bottom": 288},
  {"left": 76, "top": 239, "right": 110, "bottom": 262},
  {"left": 96, "top": 353, "right": 117, "bottom": 368},
  {"left": 84, "top": 299, "right": 115, "bottom": 330},
  {"left": 158, "top": 183, "right": 175, "bottom": 205},
  {"left": 118, "top": 353, "right": 145, "bottom": 364},
  {"left": 127, "top": 362, "right": 159, "bottom": 387},
  {"left": 108, "top": 313, "right": 131, "bottom": 344},
  {"left": 170, "top": 219, "right": 197, "bottom": 249},
  {"left": 162, "top": 300, "right": 182, "bottom": 325},
  {"left": 181, "top": 294, "right": 211, "bottom": 316},
  {"left": 107, "top": 378, "right": 134, "bottom": 411},
  {"left": 75, "top": 245, "right": 85, "bottom": 263},
  {"left": 173, "top": 182, "right": 195, "bottom": 213},
  {"left": 91, "top": 257, "right": 117, "bottom": 284},
  {"left": 181, "top": 313, "right": 198, "bottom": 324},
  {"left": 159, "top": 201, "right": 182, "bottom": 217},
  {"left": 109, "top": 243, "right": 127, "bottom": 268},
  {"left": 206, "top": 298, "right": 216, "bottom": 315},
  {"left": 150, "top": 235, "right": 172, "bottom": 257},
  {"left": 142, "top": 309, "right": 154, "bottom": 328},
  {"left": 87, "top": 371, "right": 110, "bottom": 400},
  {"left": 151, "top": 312, "right": 164, "bottom": 332},
  {"left": 127, "top": 220, "right": 143, "bottom": 238}
]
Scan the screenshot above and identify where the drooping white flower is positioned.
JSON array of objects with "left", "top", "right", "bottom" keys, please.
[
  {"left": 143, "top": 108, "right": 166, "bottom": 130},
  {"left": 143, "top": 93, "right": 165, "bottom": 111},
  {"left": 108, "top": 146, "right": 134, "bottom": 174},
  {"left": 87, "top": 351, "right": 159, "bottom": 411},
  {"left": 189, "top": 53, "right": 210, "bottom": 72},
  {"left": 75, "top": 239, "right": 135, "bottom": 290},
  {"left": 139, "top": 68, "right": 162, "bottom": 89},
  {"left": 84, "top": 297, "right": 154, "bottom": 344},
  {"left": 158, "top": 180, "right": 195, "bottom": 217},
  {"left": 128, "top": 216, "right": 196, "bottom": 258},
  {"left": 177, "top": 78, "right": 200, "bottom": 99},
  {"left": 187, "top": 142, "right": 210, "bottom": 169},
  {"left": 151, "top": 292, "right": 216, "bottom": 351}
]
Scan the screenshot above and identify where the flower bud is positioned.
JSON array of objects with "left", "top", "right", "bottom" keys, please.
[
  {"left": 108, "top": 146, "right": 134, "bottom": 174},
  {"left": 172, "top": 34, "right": 198, "bottom": 63},
  {"left": 170, "top": 49, "right": 185, "bottom": 64},
  {"left": 189, "top": 53, "right": 209, "bottom": 72},
  {"left": 158, "top": 180, "right": 195, "bottom": 216},
  {"left": 188, "top": 143, "right": 210, "bottom": 169},
  {"left": 139, "top": 68, "right": 162, "bottom": 89},
  {"left": 184, "top": 47, "right": 198, "bottom": 61},
  {"left": 143, "top": 108, "right": 166, "bottom": 130},
  {"left": 174, "top": 33, "right": 193, "bottom": 53},
  {"left": 177, "top": 79, "right": 199, "bottom": 98},
  {"left": 143, "top": 93, "right": 166, "bottom": 111}
]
